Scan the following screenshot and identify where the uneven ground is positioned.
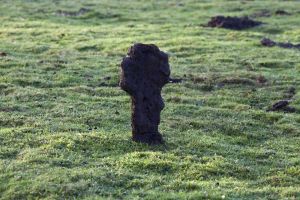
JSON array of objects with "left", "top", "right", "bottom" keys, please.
[{"left": 0, "top": 0, "right": 300, "bottom": 199}]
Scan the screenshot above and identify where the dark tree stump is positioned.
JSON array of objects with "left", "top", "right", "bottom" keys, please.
[{"left": 119, "top": 43, "right": 170, "bottom": 144}]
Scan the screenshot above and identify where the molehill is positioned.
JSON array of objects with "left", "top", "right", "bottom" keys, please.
[
  {"left": 207, "top": 16, "right": 262, "bottom": 30},
  {"left": 120, "top": 43, "right": 170, "bottom": 144}
]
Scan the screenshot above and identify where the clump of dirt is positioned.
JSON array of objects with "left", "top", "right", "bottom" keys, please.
[
  {"left": 287, "top": 87, "right": 296, "bottom": 96},
  {"left": 251, "top": 9, "right": 291, "bottom": 18},
  {"left": 103, "top": 76, "right": 111, "bottom": 80},
  {"left": 267, "top": 86, "right": 297, "bottom": 113},
  {"left": 267, "top": 100, "right": 296, "bottom": 113},
  {"left": 0, "top": 52, "right": 7, "bottom": 56},
  {"left": 261, "top": 38, "right": 277, "bottom": 47},
  {"left": 261, "top": 38, "right": 300, "bottom": 49},
  {"left": 275, "top": 10, "right": 291, "bottom": 15},
  {"left": 206, "top": 16, "right": 262, "bottom": 30},
  {"left": 56, "top": 8, "right": 91, "bottom": 17}
]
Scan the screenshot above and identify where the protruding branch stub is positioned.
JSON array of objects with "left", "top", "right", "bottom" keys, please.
[{"left": 119, "top": 43, "right": 170, "bottom": 144}]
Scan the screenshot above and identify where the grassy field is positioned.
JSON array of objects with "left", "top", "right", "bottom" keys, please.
[{"left": 0, "top": 0, "right": 300, "bottom": 199}]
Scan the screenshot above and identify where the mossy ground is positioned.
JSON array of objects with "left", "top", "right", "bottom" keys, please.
[{"left": 0, "top": 0, "right": 300, "bottom": 199}]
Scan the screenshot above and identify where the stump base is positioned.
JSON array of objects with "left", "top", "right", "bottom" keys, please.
[{"left": 132, "top": 133, "right": 164, "bottom": 145}]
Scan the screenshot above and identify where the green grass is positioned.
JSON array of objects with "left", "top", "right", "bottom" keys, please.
[{"left": 0, "top": 0, "right": 300, "bottom": 199}]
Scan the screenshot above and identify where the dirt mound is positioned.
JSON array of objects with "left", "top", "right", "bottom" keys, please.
[
  {"left": 251, "top": 9, "right": 291, "bottom": 18},
  {"left": 261, "top": 38, "right": 300, "bottom": 49},
  {"left": 206, "top": 16, "right": 262, "bottom": 30},
  {"left": 267, "top": 86, "right": 297, "bottom": 113},
  {"left": 261, "top": 38, "right": 276, "bottom": 47},
  {"left": 275, "top": 10, "right": 291, "bottom": 15},
  {"left": 0, "top": 52, "right": 7, "bottom": 56},
  {"left": 267, "top": 100, "right": 296, "bottom": 113}
]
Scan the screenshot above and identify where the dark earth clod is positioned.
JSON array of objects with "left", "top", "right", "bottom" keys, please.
[
  {"left": 120, "top": 43, "right": 170, "bottom": 145},
  {"left": 251, "top": 9, "right": 291, "bottom": 18},
  {"left": 206, "top": 16, "right": 262, "bottom": 30},
  {"left": 287, "top": 87, "right": 296, "bottom": 96},
  {"left": 275, "top": 10, "right": 291, "bottom": 15},
  {"left": 270, "top": 100, "right": 289, "bottom": 110},
  {"left": 281, "top": 106, "right": 296, "bottom": 113},
  {"left": 261, "top": 38, "right": 277, "bottom": 47},
  {"left": 261, "top": 38, "right": 300, "bottom": 49},
  {"left": 0, "top": 52, "right": 7, "bottom": 56},
  {"left": 267, "top": 100, "right": 296, "bottom": 113}
]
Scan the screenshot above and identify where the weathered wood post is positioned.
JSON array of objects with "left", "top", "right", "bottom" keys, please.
[{"left": 120, "top": 43, "right": 170, "bottom": 144}]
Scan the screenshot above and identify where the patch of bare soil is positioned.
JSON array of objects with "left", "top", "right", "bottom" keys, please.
[
  {"left": 261, "top": 38, "right": 300, "bottom": 49},
  {"left": 275, "top": 10, "right": 291, "bottom": 15},
  {"left": 251, "top": 9, "right": 291, "bottom": 18},
  {"left": 0, "top": 52, "right": 7, "bottom": 56},
  {"left": 206, "top": 16, "right": 262, "bottom": 30},
  {"left": 267, "top": 100, "right": 296, "bottom": 113},
  {"left": 267, "top": 87, "right": 297, "bottom": 113}
]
